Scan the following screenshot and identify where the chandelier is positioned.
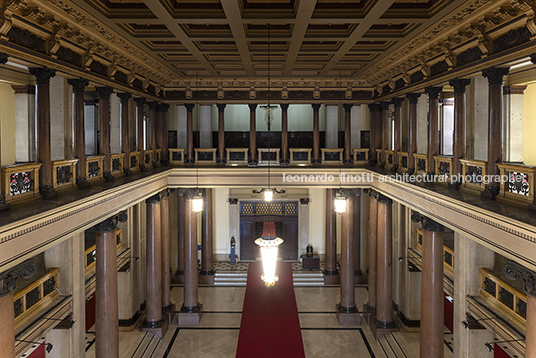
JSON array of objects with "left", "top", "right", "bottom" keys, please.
[{"left": 255, "top": 221, "right": 283, "bottom": 287}]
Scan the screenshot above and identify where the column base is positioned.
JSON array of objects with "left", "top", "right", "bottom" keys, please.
[
  {"left": 370, "top": 318, "right": 398, "bottom": 339},
  {"left": 161, "top": 159, "right": 169, "bottom": 166},
  {"left": 139, "top": 165, "right": 147, "bottom": 172},
  {"left": 163, "top": 303, "right": 176, "bottom": 325},
  {"left": 279, "top": 159, "right": 289, "bottom": 167},
  {"left": 216, "top": 159, "right": 226, "bottom": 167},
  {"left": 141, "top": 317, "right": 169, "bottom": 339},
  {"left": 119, "top": 311, "right": 142, "bottom": 332},
  {"left": 123, "top": 168, "right": 132, "bottom": 176},
  {"left": 368, "top": 159, "right": 377, "bottom": 166},
  {"left": 198, "top": 272, "right": 215, "bottom": 285},
  {"left": 379, "top": 161, "right": 386, "bottom": 168},
  {"left": 323, "top": 274, "right": 340, "bottom": 285},
  {"left": 406, "top": 168, "right": 415, "bottom": 175},
  {"left": 40, "top": 185, "right": 58, "bottom": 198},
  {"left": 103, "top": 171, "right": 114, "bottom": 182},
  {"left": 248, "top": 159, "right": 258, "bottom": 167},
  {"left": 343, "top": 159, "right": 353, "bottom": 168},
  {"left": 312, "top": 160, "right": 321, "bottom": 168},
  {"left": 178, "top": 304, "right": 203, "bottom": 326},
  {"left": 336, "top": 304, "right": 361, "bottom": 326},
  {"left": 391, "top": 164, "right": 399, "bottom": 172},
  {"left": 152, "top": 161, "right": 159, "bottom": 168}
]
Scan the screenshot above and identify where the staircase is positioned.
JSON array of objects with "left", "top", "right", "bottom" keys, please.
[{"left": 214, "top": 270, "right": 324, "bottom": 286}]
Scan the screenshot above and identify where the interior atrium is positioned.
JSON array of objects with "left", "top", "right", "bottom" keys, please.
[{"left": 1, "top": 0, "right": 536, "bottom": 357}]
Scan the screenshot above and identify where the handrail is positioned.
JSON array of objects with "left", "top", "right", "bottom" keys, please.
[
  {"left": 479, "top": 268, "right": 527, "bottom": 330},
  {"left": 194, "top": 148, "right": 217, "bottom": 165},
  {"left": 129, "top": 151, "right": 141, "bottom": 172},
  {"left": 52, "top": 159, "right": 78, "bottom": 192},
  {"left": 13, "top": 268, "right": 60, "bottom": 329},
  {"left": 289, "top": 148, "right": 311, "bottom": 166},
  {"left": 385, "top": 150, "right": 394, "bottom": 169},
  {"left": 258, "top": 148, "right": 280, "bottom": 165}
]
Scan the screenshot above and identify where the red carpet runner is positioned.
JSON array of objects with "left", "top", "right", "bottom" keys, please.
[{"left": 236, "top": 262, "right": 306, "bottom": 358}]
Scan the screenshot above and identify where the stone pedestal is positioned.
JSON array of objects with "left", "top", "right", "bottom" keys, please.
[
  {"left": 178, "top": 305, "right": 203, "bottom": 326},
  {"left": 335, "top": 304, "right": 361, "bottom": 326}
]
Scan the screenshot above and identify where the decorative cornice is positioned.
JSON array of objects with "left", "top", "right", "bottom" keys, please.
[
  {"left": 67, "top": 78, "right": 89, "bottom": 93},
  {"left": 482, "top": 67, "right": 510, "bottom": 85},
  {"left": 146, "top": 192, "right": 164, "bottom": 204},
  {"left": 96, "top": 86, "right": 114, "bottom": 100},
  {"left": 0, "top": 259, "right": 37, "bottom": 297},
  {"left": 406, "top": 93, "right": 421, "bottom": 104},
  {"left": 504, "top": 262, "right": 536, "bottom": 297},
  {"left": 11, "top": 85, "right": 35, "bottom": 94},
  {"left": 90, "top": 211, "right": 127, "bottom": 232},
  {"left": 29, "top": 67, "right": 56, "bottom": 85},
  {"left": 503, "top": 85, "right": 527, "bottom": 95},
  {"left": 448, "top": 79, "right": 472, "bottom": 94},
  {"left": 148, "top": 101, "right": 157, "bottom": 111}
]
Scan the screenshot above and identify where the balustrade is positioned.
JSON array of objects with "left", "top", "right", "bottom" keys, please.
[
  {"left": 144, "top": 150, "right": 154, "bottom": 167},
  {"left": 195, "top": 148, "right": 217, "bottom": 165},
  {"left": 413, "top": 154, "right": 428, "bottom": 176},
  {"left": 321, "top": 148, "right": 343, "bottom": 165},
  {"left": 289, "top": 148, "right": 312, "bottom": 166},
  {"left": 258, "top": 148, "right": 280, "bottom": 165},
  {"left": 52, "top": 159, "right": 78, "bottom": 192},
  {"left": 110, "top": 153, "right": 125, "bottom": 178},
  {"left": 459, "top": 159, "right": 487, "bottom": 194},
  {"left": 434, "top": 156, "right": 453, "bottom": 183},
  {"left": 1, "top": 162, "right": 42, "bottom": 204},
  {"left": 85, "top": 155, "right": 105, "bottom": 182},
  {"left": 226, "top": 148, "right": 248, "bottom": 165},
  {"left": 398, "top": 151, "right": 409, "bottom": 171},
  {"left": 385, "top": 150, "right": 395, "bottom": 170},
  {"left": 169, "top": 149, "right": 185, "bottom": 165},
  {"left": 496, "top": 163, "right": 536, "bottom": 207},
  {"left": 129, "top": 151, "right": 141, "bottom": 172},
  {"left": 352, "top": 148, "right": 369, "bottom": 166}
]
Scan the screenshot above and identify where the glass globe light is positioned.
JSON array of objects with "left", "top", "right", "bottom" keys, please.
[
  {"left": 334, "top": 196, "right": 347, "bottom": 214},
  {"left": 264, "top": 188, "right": 274, "bottom": 202}
]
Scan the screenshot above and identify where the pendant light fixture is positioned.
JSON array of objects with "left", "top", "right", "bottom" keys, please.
[
  {"left": 253, "top": 23, "right": 285, "bottom": 202},
  {"left": 255, "top": 221, "right": 283, "bottom": 287},
  {"left": 334, "top": 72, "right": 347, "bottom": 214}
]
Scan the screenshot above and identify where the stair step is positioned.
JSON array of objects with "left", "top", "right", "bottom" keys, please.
[
  {"left": 214, "top": 281, "right": 247, "bottom": 286},
  {"left": 292, "top": 273, "right": 324, "bottom": 278}
]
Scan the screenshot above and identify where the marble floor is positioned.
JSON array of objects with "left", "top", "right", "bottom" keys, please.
[{"left": 85, "top": 284, "right": 454, "bottom": 358}]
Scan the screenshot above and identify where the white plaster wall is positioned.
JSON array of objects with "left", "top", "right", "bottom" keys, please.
[
  {"left": 442, "top": 104, "right": 454, "bottom": 156},
  {"left": 0, "top": 83, "right": 17, "bottom": 166},
  {"left": 214, "top": 188, "right": 231, "bottom": 255},
  {"left": 110, "top": 94, "right": 121, "bottom": 154},
  {"left": 308, "top": 188, "right": 326, "bottom": 255},
  {"left": 351, "top": 105, "right": 361, "bottom": 149},
  {"left": 84, "top": 104, "right": 97, "bottom": 156},
  {"left": 416, "top": 94, "right": 428, "bottom": 154},
  {"left": 325, "top": 105, "right": 338, "bottom": 148},
  {"left": 50, "top": 76, "right": 67, "bottom": 161},
  {"left": 199, "top": 105, "right": 212, "bottom": 148},
  {"left": 470, "top": 75, "right": 489, "bottom": 161},
  {"left": 176, "top": 105, "right": 187, "bottom": 149},
  {"left": 503, "top": 93, "right": 524, "bottom": 162}
]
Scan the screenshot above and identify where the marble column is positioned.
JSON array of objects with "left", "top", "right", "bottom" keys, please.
[
  {"left": 343, "top": 104, "right": 353, "bottom": 166},
  {"left": 372, "top": 193, "right": 397, "bottom": 338},
  {"left": 280, "top": 104, "right": 289, "bottom": 166},
  {"left": 412, "top": 213, "right": 444, "bottom": 358},
  {"left": 94, "top": 212, "right": 127, "bottom": 358},
  {"left": 0, "top": 260, "right": 37, "bottom": 358},
  {"left": 217, "top": 104, "right": 226, "bottom": 166},
  {"left": 157, "top": 104, "right": 170, "bottom": 165},
  {"left": 482, "top": 67, "right": 510, "bottom": 198},
  {"left": 118, "top": 93, "right": 132, "bottom": 175},
  {"left": 324, "top": 189, "right": 339, "bottom": 284},
  {"left": 392, "top": 98, "right": 403, "bottom": 171},
  {"left": 354, "top": 192, "right": 364, "bottom": 283},
  {"left": 148, "top": 101, "right": 157, "bottom": 167},
  {"left": 380, "top": 101, "right": 390, "bottom": 167},
  {"left": 96, "top": 87, "right": 114, "bottom": 181},
  {"left": 337, "top": 197, "right": 360, "bottom": 325},
  {"left": 312, "top": 104, "right": 321, "bottom": 166},
  {"left": 134, "top": 98, "right": 146, "bottom": 171},
  {"left": 179, "top": 196, "right": 202, "bottom": 325},
  {"left": 160, "top": 190, "right": 175, "bottom": 322},
  {"left": 368, "top": 103, "right": 382, "bottom": 165},
  {"left": 174, "top": 193, "right": 186, "bottom": 283},
  {"left": 406, "top": 93, "right": 421, "bottom": 174},
  {"left": 364, "top": 189, "right": 378, "bottom": 317},
  {"left": 449, "top": 79, "right": 471, "bottom": 187},
  {"left": 143, "top": 192, "right": 168, "bottom": 338},
  {"left": 200, "top": 188, "right": 214, "bottom": 284},
  {"left": 249, "top": 104, "right": 257, "bottom": 166},
  {"left": 29, "top": 67, "right": 57, "bottom": 197},
  {"left": 424, "top": 87, "right": 442, "bottom": 176},
  {"left": 67, "top": 78, "right": 90, "bottom": 188},
  {"left": 185, "top": 104, "right": 195, "bottom": 165}
]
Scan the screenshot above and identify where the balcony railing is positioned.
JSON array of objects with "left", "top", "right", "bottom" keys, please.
[
  {"left": 398, "top": 151, "right": 409, "bottom": 171},
  {"left": 434, "top": 156, "right": 453, "bottom": 183},
  {"left": 169, "top": 148, "right": 185, "bottom": 165},
  {"left": 226, "top": 148, "right": 248, "bottom": 165},
  {"left": 86, "top": 155, "right": 105, "bottom": 182},
  {"left": 289, "top": 148, "right": 311, "bottom": 166},
  {"left": 144, "top": 150, "right": 154, "bottom": 167},
  {"left": 258, "top": 148, "right": 280, "bottom": 165},
  {"left": 155, "top": 149, "right": 162, "bottom": 166},
  {"left": 459, "top": 159, "right": 487, "bottom": 194},
  {"left": 385, "top": 150, "right": 395, "bottom": 170},
  {"left": 413, "top": 153, "right": 428, "bottom": 176},
  {"left": 480, "top": 268, "right": 527, "bottom": 330},
  {"left": 321, "top": 148, "right": 343, "bottom": 165},
  {"left": 110, "top": 153, "right": 125, "bottom": 177},
  {"left": 1, "top": 162, "right": 42, "bottom": 204},
  {"left": 496, "top": 163, "right": 536, "bottom": 207},
  {"left": 352, "top": 148, "right": 369, "bottom": 166},
  {"left": 13, "top": 268, "right": 60, "bottom": 329},
  {"left": 129, "top": 151, "right": 141, "bottom": 172},
  {"left": 195, "top": 148, "right": 217, "bottom": 165}
]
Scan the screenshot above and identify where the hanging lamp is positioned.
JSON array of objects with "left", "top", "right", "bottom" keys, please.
[{"left": 255, "top": 221, "right": 283, "bottom": 287}]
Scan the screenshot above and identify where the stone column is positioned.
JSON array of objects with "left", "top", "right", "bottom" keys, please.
[
  {"left": 157, "top": 104, "right": 170, "bottom": 165},
  {"left": 280, "top": 104, "right": 289, "bottom": 166},
  {"left": 412, "top": 213, "right": 444, "bottom": 358},
  {"left": 94, "top": 212, "right": 127, "bottom": 358},
  {"left": 324, "top": 189, "right": 339, "bottom": 284},
  {"left": 174, "top": 193, "right": 186, "bottom": 283},
  {"left": 148, "top": 101, "right": 157, "bottom": 167},
  {"left": 354, "top": 191, "right": 364, "bottom": 283},
  {"left": 179, "top": 196, "right": 202, "bottom": 325},
  {"left": 12, "top": 85, "right": 36, "bottom": 163},
  {"left": 29, "top": 67, "right": 57, "bottom": 197},
  {"left": 380, "top": 101, "right": 390, "bottom": 167},
  {"left": 134, "top": 98, "right": 146, "bottom": 171},
  {"left": 143, "top": 192, "right": 168, "bottom": 338},
  {"left": 406, "top": 93, "right": 421, "bottom": 174},
  {"left": 364, "top": 189, "right": 378, "bottom": 319},
  {"left": 312, "top": 104, "right": 321, "bottom": 166},
  {"left": 343, "top": 104, "right": 353, "bottom": 166},
  {"left": 160, "top": 190, "right": 175, "bottom": 322},
  {"left": 217, "top": 104, "right": 226, "bottom": 166},
  {"left": 118, "top": 93, "right": 132, "bottom": 175},
  {"left": 200, "top": 188, "right": 214, "bottom": 284},
  {"left": 368, "top": 103, "right": 382, "bottom": 165},
  {"left": 96, "top": 87, "right": 114, "bottom": 181},
  {"left": 337, "top": 197, "right": 360, "bottom": 325},
  {"left": 67, "top": 78, "right": 89, "bottom": 188},
  {"left": 482, "top": 67, "right": 510, "bottom": 198},
  {"left": 372, "top": 193, "right": 396, "bottom": 338},
  {"left": 424, "top": 87, "right": 442, "bottom": 176},
  {"left": 248, "top": 104, "right": 257, "bottom": 166},
  {"left": 0, "top": 260, "right": 37, "bottom": 358},
  {"left": 392, "top": 98, "right": 403, "bottom": 171},
  {"left": 185, "top": 104, "right": 195, "bottom": 165},
  {"left": 448, "top": 79, "right": 471, "bottom": 187}
]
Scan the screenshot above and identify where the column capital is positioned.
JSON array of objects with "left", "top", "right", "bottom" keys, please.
[
  {"left": 391, "top": 97, "right": 404, "bottom": 107},
  {"left": 91, "top": 211, "right": 127, "bottom": 232},
  {"left": 185, "top": 103, "right": 195, "bottom": 112},
  {"left": 248, "top": 103, "right": 257, "bottom": 111},
  {"left": 343, "top": 103, "right": 353, "bottom": 112},
  {"left": 148, "top": 101, "right": 157, "bottom": 110},
  {"left": 96, "top": 86, "right": 114, "bottom": 100},
  {"left": 134, "top": 97, "right": 145, "bottom": 107},
  {"left": 146, "top": 192, "right": 164, "bottom": 204},
  {"left": 504, "top": 262, "right": 536, "bottom": 297},
  {"left": 376, "top": 193, "right": 393, "bottom": 204},
  {"left": 178, "top": 187, "right": 203, "bottom": 199},
  {"left": 117, "top": 92, "right": 131, "bottom": 104},
  {"left": 229, "top": 198, "right": 238, "bottom": 204},
  {"left": 482, "top": 67, "right": 510, "bottom": 85},
  {"left": 368, "top": 188, "right": 379, "bottom": 199},
  {"left": 217, "top": 103, "right": 226, "bottom": 112},
  {"left": 0, "top": 53, "right": 8, "bottom": 65},
  {"left": 380, "top": 101, "right": 390, "bottom": 111},
  {"left": 29, "top": 67, "right": 56, "bottom": 85},
  {"left": 0, "top": 259, "right": 37, "bottom": 297},
  {"left": 157, "top": 103, "right": 170, "bottom": 112},
  {"left": 424, "top": 86, "right": 442, "bottom": 99},
  {"left": 311, "top": 103, "right": 322, "bottom": 112},
  {"left": 368, "top": 103, "right": 382, "bottom": 112},
  {"left": 448, "top": 78, "right": 472, "bottom": 93},
  {"left": 280, "top": 103, "right": 289, "bottom": 111},
  {"left": 67, "top": 78, "right": 89, "bottom": 93},
  {"left": 160, "top": 188, "right": 171, "bottom": 200},
  {"left": 411, "top": 211, "right": 444, "bottom": 232},
  {"left": 406, "top": 93, "right": 421, "bottom": 104}
]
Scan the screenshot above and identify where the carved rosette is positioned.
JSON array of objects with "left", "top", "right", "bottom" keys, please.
[
  {"left": 504, "top": 262, "right": 536, "bottom": 298},
  {"left": 0, "top": 259, "right": 37, "bottom": 297}
]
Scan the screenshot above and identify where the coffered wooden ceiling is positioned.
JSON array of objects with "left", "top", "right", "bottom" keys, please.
[{"left": 71, "top": 0, "right": 468, "bottom": 80}]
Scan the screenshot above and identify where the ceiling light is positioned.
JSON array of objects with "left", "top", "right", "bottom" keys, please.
[{"left": 255, "top": 221, "right": 283, "bottom": 287}]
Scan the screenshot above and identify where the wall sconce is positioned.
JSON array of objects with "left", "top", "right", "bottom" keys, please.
[
  {"left": 484, "top": 339, "right": 524, "bottom": 352},
  {"left": 461, "top": 316, "right": 496, "bottom": 329}
]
